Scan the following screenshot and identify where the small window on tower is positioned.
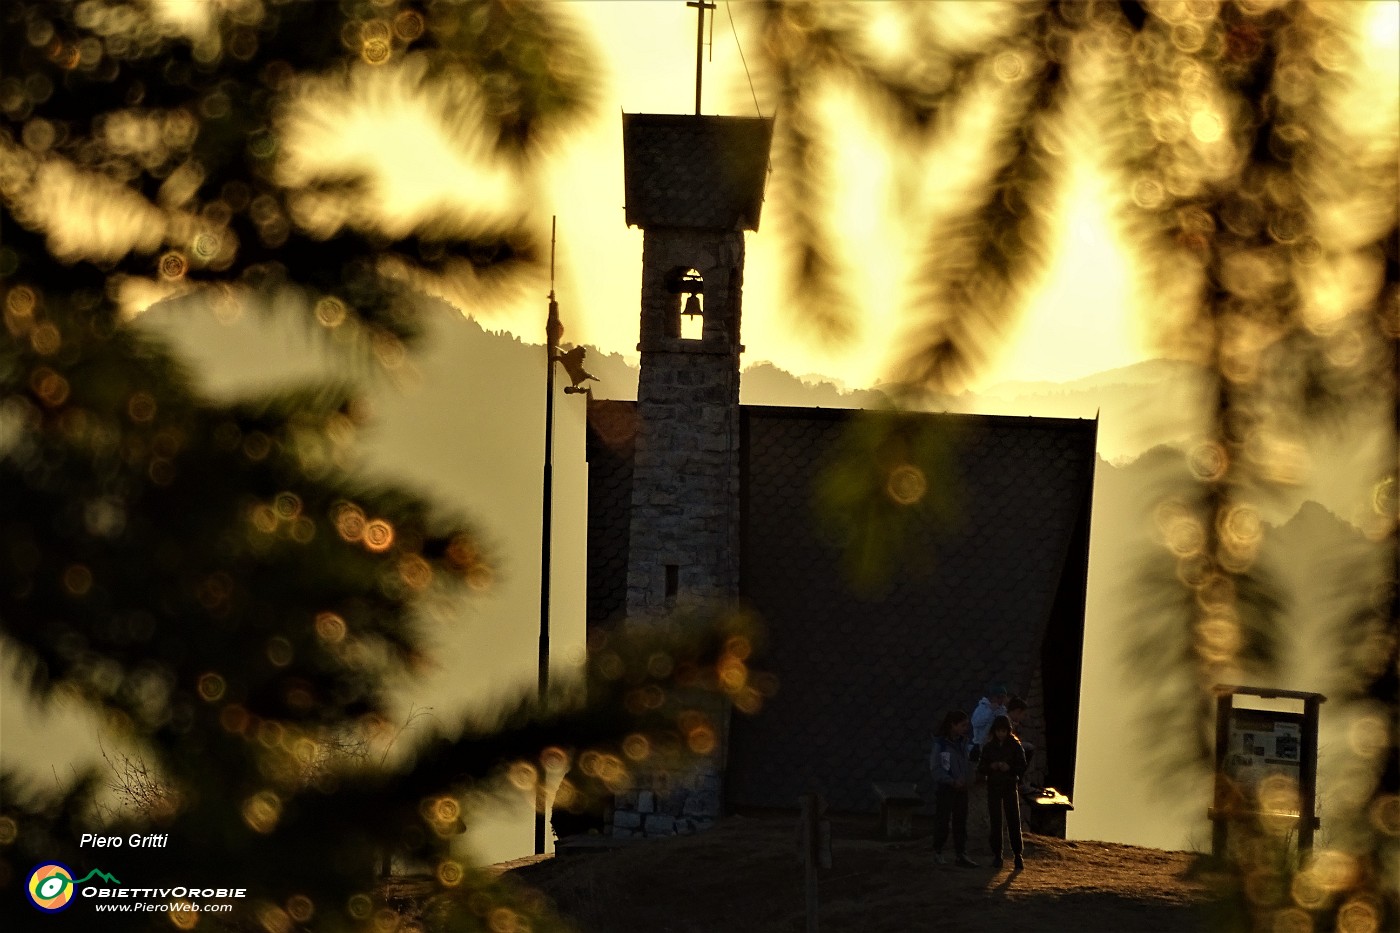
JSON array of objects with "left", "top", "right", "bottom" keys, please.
[
  {"left": 665, "top": 564, "right": 679, "bottom": 603},
  {"left": 679, "top": 269, "right": 703, "bottom": 341}
]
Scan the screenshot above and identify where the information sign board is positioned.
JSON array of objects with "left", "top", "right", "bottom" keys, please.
[{"left": 1224, "top": 709, "right": 1303, "bottom": 809}]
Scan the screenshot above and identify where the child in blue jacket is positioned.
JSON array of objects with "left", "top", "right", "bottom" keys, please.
[{"left": 929, "top": 709, "right": 977, "bottom": 867}]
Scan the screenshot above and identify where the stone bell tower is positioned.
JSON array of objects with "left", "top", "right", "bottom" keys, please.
[
  {"left": 621, "top": 113, "right": 773, "bottom": 618},
  {"left": 594, "top": 114, "right": 771, "bottom": 838}
]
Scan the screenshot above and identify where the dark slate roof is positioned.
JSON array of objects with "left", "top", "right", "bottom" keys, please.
[
  {"left": 726, "top": 407, "right": 1096, "bottom": 813},
  {"left": 585, "top": 401, "right": 639, "bottom": 628},
  {"left": 622, "top": 114, "right": 773, "bottom": 231},
  {"left": 584, "top": 401, "right": 1097, "bottom": 814}
]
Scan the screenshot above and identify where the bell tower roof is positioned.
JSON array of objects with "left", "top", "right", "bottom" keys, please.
[{"left": 622, "top": 113, "right": 773, "bottom": 232}]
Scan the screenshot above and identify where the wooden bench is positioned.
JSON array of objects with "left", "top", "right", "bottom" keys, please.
[
  {"left": 872, "top": 782, "right": 923, "bottom": 839},
  {"left": 1023, "top": 786, "right": 1073, "bottom": 837}
]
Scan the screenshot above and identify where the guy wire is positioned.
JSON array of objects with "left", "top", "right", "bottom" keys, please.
[{"left": 725, "top": 1, "right": 764, "bottom": 118}]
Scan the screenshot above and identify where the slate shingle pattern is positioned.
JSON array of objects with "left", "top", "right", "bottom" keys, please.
[
  {"left": 729, "top": 407, "right": 1096, "bottom": 813},
  {"left": 622, "top": 114, "right": 774, "bottom": 232},
  {"left": 583, "top": 402, "right": 1097, "bottom": 815}
]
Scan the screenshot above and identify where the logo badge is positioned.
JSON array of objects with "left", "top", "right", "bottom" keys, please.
[{"left": 27, "top": 863, "right": 77, "bottom": 913}]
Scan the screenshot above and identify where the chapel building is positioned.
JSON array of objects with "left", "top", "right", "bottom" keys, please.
[{"left": 580, "top": 108, "right": 1097, "bottom": 837}]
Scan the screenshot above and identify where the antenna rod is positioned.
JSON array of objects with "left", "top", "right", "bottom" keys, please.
[
  {"left": 687, "top": 1, "right": 715, "bottom": 114},
  {"left": 694, "top": 1, "right": 703, "bottom": 114},
  {"left": 549, "top": 215, "right": 557, "bottom": 298}
]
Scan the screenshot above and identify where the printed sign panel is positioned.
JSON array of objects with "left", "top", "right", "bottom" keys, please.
[{"left": 1224, "top": 710, "right": 1303, "bottom": 813}]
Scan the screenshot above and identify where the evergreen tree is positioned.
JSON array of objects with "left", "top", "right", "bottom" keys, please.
[
  {"left": 2, "top": 2, "right": 751, "bottom": 930},
  {"left": 745, "top": 2, "right": 1396, "bottom": 929}
]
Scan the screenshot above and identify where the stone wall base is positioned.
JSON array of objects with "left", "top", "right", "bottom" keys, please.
[{"left": 607, "top": 765, "right": 723, "bottom": 840}]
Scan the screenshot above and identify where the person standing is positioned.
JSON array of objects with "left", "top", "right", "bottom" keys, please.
[
  {"left": 1006, "top": 695, "right": 1039, "bottom": 790},
  {"left": 969, "top": 682, "right": 1009, "bottom": 760},
  {"left": 929, "top": 710, "right": 978, "bottom": 867},
  {"left": 966, "top": 682, "right": 1009, "bottom": 855},
  {"left": 977, "top": 714, "right": 1028, "bottom": 871}
]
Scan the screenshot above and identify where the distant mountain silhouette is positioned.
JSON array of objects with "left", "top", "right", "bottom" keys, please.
[
  {"left": 579, "top": 353, "right": 1211, "bottom": 466},
  {"left": 950, "top": 360, "right": 1211, "bottom": 464},
  {"left": 524, "top": 339, "right": 891, "bottom": 412},
  {"left": 1274, "top": 498, "right": 1365, "bottom": 537},
  {"left": 538, "top": 346, "right": 1376, "bottom": 529},
  {"left": 973, "top": 359, "right": 1205, "bottom": 400},
  {"left": 1267, "top": 498, "right": 1380, "bottom": 692},
  {"left": 366, "top": 322, "right": 1382, "bottom": 536},
  {"left": 738, "top": 362, "right": 887, "bottom": 410}
]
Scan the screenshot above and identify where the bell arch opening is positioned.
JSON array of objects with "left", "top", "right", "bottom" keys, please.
[{"left": 665, "top": 266, "right": 705, "bottom": 341}]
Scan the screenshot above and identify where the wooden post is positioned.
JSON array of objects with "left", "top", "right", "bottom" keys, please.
[
  {"left": 798, "top": 793, "right": 830, "bottom": 933},
  {"left": 1298, "top": 695, "right": 1321, "bottom": 853},
  {"left": 1211, "top": 690, "right": 1233, "bottom": 859},
  {"left": 800, "top": 794, "right": 819, "bottom": 933}
]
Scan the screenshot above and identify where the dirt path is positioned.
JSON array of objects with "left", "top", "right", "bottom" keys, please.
[{"left": 505, "top": 814, "right": 1218, "bottom": 932}]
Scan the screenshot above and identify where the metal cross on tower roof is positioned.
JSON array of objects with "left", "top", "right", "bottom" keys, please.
[{"left": 686, "top": 0, "right": 716, "bottom": 115}]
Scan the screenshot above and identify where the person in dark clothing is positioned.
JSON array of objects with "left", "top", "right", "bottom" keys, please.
[
  {"left": 929, "top": 710, "right": 978, "bottom": 867},
  {"left": 976, "top": 714, "right": 1027, "bottom": 870},
  {"left": 1006, "top": 695, "right": 1039, "bottom": 789}
]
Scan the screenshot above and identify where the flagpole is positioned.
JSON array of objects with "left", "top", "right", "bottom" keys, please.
[
  {"left": 541, "top": 218, "right": 560, "bottom": 701},
  {"left": 536, "top": 217, "right": 561, "bottom": 856}
]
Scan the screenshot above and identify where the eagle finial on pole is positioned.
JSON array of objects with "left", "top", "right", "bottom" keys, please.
[{"left": 554, "top": 346, "right": 598, "bottom": 393}]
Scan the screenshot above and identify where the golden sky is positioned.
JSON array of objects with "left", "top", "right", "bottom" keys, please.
[
  {"left": 271, "top": 0, "right": 1154, "bottom": 392},
  {"left": 285, "top": 0, "right": 1392, "bottom": 394},
  {"left": 555, "top": 0, "right": 1394, "bottom": 392},
  {"left": 561, "top": 0, "right": 1149, "bottom": 391},
  {"left": 109, "top": 0, "right": 1400, "bottom": 394}
]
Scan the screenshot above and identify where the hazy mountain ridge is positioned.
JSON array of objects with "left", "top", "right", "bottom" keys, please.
[
  {"left": 524, "top": 329, "right": 1207, "bottom": 466},
  {"left": 973, "top": 358, "right": 1205, "bottom": 400},
  {"left": 222, "top": 313, "right": 1366, "bottom": 531},
  {"left": 739, "top": 361, "right": 888, "bottom": 410},
  {"left": 456, "top": 327, "right": 1373, "bottom": 522},
  {"left": 394, "top": 315, "right": 1378, "bottom": 613},
  {"left": 1273, "top": 497, "right": 1367, "bottom": 537},
  {"left": 1097, "top": 442, "right": 1371, "bottom": 534}
]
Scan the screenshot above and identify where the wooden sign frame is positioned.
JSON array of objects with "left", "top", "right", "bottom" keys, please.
[{"left": 1209, "top": 685, "right": 1325, "bottom": 858}]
